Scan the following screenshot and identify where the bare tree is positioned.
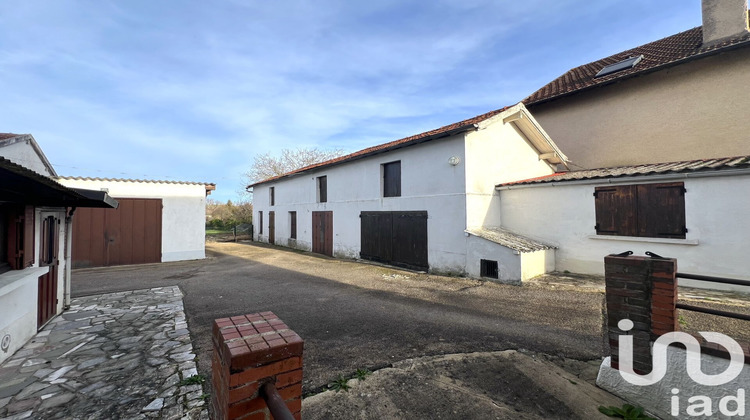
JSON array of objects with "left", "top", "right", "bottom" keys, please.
[{"left": 244, "top": 147, "right": 346, "bottom": 185}]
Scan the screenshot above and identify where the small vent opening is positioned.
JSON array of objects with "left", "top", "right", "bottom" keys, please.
[{"left": 480, "top": 259, "right": 499, "bottom": 279}]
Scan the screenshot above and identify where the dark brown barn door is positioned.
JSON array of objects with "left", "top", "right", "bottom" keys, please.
[
  {"left": 73, "top": 198, "right": 162, "bottom": 268},
  {"left": 268, "top": 211, "right": 275, "bottom": 244},
  {"left": 38, "top": 214, "right": 59, "bottom": 329},
  {"left": 360, "top": 211, "right": 428, "bottom": 271},
  {"left": 312, "top": 211, "right": 333, "bottom": 256}
]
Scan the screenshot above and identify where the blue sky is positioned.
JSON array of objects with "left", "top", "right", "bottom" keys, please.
[{"left": 0, "top": 1, "right": 704, "bottom": 202}]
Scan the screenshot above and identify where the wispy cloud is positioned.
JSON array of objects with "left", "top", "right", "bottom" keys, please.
[{"left": 0, "top": 0, "right": 700, "bottom": 200}]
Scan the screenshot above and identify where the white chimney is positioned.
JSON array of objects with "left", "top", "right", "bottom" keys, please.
[{"left": 702, "top": 0, "right": 749, "bottom": 46}]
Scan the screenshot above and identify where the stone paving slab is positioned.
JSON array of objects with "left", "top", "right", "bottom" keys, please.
[{"left": 0, "top": 286, "right": 208, "bottom": 420}]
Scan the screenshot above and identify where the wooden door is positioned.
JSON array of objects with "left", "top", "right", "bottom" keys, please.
[
  {"left": 360, "top": 211, "right": 428, "bottom": 271},
  {"left": 38, "top": 214, "right": 59, "bottom": 329},
  {"left": 392, "top": 212, "right": 428, "bottom": 270},
  {"left": 312, "top": 211, "right": 333, "bottom": 256},
  {"left": 72, "top": 198, "right": 162, "bottom": 268},
  {"left": 268, "top": 211, "right": 275, "bottom": 244}
]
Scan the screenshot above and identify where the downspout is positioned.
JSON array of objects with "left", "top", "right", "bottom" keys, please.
[{"left": 63, "top": 207, "right": 76, "bottom": 309}]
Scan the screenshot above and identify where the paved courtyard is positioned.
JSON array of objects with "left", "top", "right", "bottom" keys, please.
[{"left": 0, "top": 287, "right": 207, "bottom": 420}]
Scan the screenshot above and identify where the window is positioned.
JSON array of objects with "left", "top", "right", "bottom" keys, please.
[
  {"left": 595, "top": 55, "right": 643, "bottom": 78},
  {"left": 289, "top": 211, "right": 297, "bottom": 239},
  {"left": 594, "top": 182, "right": 686, "bottom": 239},
  {"left": 317, "top": 176, "right": 327, "bottom": 203},
  {"left": 480, "top": 259, "right": 498, "bottom": 279},
  {"left": 259, "top": 211, "right": 263, "bottom": 234},
  {"left": 383, "top": 161, "right": 401, "bottom": 197},
  {"left": 40, "top": 216, "right": 58, "bottom": 266},
  {"left": 269, "top": 187, "right": 275, "bottom": 206},
  {"left": 3, "top": 205, "right": 34, "bottom": 272}
]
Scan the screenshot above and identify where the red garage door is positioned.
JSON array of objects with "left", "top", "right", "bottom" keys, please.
[{"left": 72, "top": 198, "right": 162, "bottom": 268}]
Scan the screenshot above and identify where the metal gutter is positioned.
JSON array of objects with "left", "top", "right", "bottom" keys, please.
[{"left": 495, "top": 167, "right": 750, "bottom": 190}]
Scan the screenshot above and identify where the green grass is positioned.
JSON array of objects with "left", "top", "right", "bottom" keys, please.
[
  {"left": 206, "top": 229, "right": 232, "bottom": 235},
  {"left": 178, "top": 374, "right": 206, "bottom": 387},
  {"left": 328, "top": 375, "right": 350, "bottom": 392}
]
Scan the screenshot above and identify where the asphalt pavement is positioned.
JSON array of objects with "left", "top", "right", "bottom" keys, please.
[{"left": 72, "top": 241, "right": 608, "bottom": 395}]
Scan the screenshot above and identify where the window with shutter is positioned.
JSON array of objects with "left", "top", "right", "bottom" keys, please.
[
  {"left": 259, "top": 211, "right": 263, "bottom": 234},
  {"left": 383, "top": 161, "right": 401, "bottom": 197},
  {"left": 594, "top": 182, "right": 686, "bottom": 239},
  {"left": 6, "top": 205, "right": 35, "bottom": 270},
  {"left": 269, "top": 187, "right": 275, "bottom": 206}
]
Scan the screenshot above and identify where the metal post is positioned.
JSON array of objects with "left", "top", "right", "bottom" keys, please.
[{"left": 261, "top": 382, "right": 295, "bottom": 420}]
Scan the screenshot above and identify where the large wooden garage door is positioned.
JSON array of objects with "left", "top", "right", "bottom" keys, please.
[
  {"left": 72, "top": 198, "right": 162, "bottom": 268},
  {"left": 360, "top": 211, "right": 427, "bottom": 271}
]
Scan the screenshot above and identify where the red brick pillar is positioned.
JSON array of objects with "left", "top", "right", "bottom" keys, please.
[
  {"left": 604, "top": 254, "right": 677, "bottom": 372},
  {"left": 212, "top": 311, "right": 304, "bottom": 420}
]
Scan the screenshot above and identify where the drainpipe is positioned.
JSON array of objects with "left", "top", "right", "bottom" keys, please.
[{"left": 63, "top": 207, "right": 76, "bottom": 309}]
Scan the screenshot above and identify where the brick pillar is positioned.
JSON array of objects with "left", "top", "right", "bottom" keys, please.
[
  {"left": 212, "top": 311, "right": 304, "bottom": 420},
  {"left": 604, "top": 255, "right": 677, "bottom": 373}
]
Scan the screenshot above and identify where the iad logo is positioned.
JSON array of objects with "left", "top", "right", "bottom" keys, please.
[{"left": 617, "top": 319, "right": 747, "bottom": 417}]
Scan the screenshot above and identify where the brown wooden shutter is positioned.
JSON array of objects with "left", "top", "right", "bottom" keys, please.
[
  {"left": 594, "top": 185, "right": 637, "bottom": 236},
  {"left": 383, "top": 161, "right": 401, "bottom": 197},
  {"left": 7, "top": 205, "right": 35, "bottom": 269},
  {"left": 636, "top": 183, "right": 686, "bottom": 239}
]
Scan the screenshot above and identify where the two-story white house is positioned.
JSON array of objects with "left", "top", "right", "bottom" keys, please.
[{"left": 249, "top": 103, "right": 567, "bottom": 282}]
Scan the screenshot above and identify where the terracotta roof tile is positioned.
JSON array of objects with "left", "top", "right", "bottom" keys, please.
[
  {"left": 497, "top": 156, "right": 750, "bottom": 187},
  {"left": 525, "top": 14, "right": 750, "bottom": 105},
  {"left": 0, "top": 133, "right": 23, "bottom": 140},
  {"left": 248, "top": 105, "right": 512, "bottom": 187}
]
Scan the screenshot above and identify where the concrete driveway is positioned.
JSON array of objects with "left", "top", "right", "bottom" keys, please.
[{"left": 72, "top": 242, "right": 607, "bottom": 394}]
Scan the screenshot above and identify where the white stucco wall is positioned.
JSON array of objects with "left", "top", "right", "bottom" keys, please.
[
  {"left": 0, "top": 139, "right": 55, "bottom": 177},
  {"left": 56, "top": 179, "right": 208, "bottom": 262},
  {"left": 499, "top": 174, "right": 750, "bottom": 290},
  {"left": 254, "top": 135, "right": 471, "bottom": 274},
  {"left": 253, "top": 107, "right": 559, "bottom": 280},
  {"left": 464, "top": 113, "right": 556, "bottom": 229}
]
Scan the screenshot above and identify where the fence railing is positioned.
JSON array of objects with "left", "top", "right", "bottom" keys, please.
[{"left": 676, "top": 272, "right": 750, "bottom": 321}]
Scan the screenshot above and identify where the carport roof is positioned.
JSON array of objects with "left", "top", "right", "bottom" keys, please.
[
  {"left": 0, "top": 157, "right": 118, "bottom": 208},
  {"left": 58, "top": 176, "right": 216, "bottom": 191}
]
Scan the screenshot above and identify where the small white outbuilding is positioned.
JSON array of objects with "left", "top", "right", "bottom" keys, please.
[{"left": 57, "top": 177, "right": 215, "bottom": 268}]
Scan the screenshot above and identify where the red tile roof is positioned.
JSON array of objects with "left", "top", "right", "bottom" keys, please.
[
  {"left": 248, "top": 105, "right": 512, "bottom": 188},
  {"left": 0, "top": 133, "right": 23, "bottom": 140},
  {"left": 497, "top": 156, "right": 750, "bottom": 187},
  {"left": 525, "top": 14, "right": 750, "bottom": 105}
]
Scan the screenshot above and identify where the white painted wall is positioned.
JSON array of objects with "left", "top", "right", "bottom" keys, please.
[
  {"left": 253, "top": 105, "right": 558, "bottom": 279},
  {"left": 499, "top": 174, "right": 750, "bottom": 289},
  {"left": 0, "top": 140, "right": 54, "bottom": 176},
  {"left": 464, "top": 112, "right": 556, "bottom": 229},
  {"left": 254, "top": 135, "right": 471, "bottom": 274},
  {"left": 57, "top": 179, "right": 208, "bottom": 262}
]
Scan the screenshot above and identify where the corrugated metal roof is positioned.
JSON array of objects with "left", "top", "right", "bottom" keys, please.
[
  {"left": 466, "top": 227, "right": 556, "bottom": 253},
  {"left": 498, "top": 156, "right": 750, "bottom": 187},
  {"left": 525, "top": 13, "right": 750, "bottom": 105},
  {"left": 248, "top": 105, "right": 513, "bottom": 188},
  {"left": 57, "top": 176, "right": 215, "bottom": 188}
]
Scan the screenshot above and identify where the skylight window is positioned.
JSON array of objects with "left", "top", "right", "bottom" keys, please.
[{"left": 595, "top": 55, "right": 643, "bottom": 78}]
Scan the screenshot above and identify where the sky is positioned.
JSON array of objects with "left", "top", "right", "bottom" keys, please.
[{"left": 0, "top": 0, "right": 706, "bottom": 202}]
